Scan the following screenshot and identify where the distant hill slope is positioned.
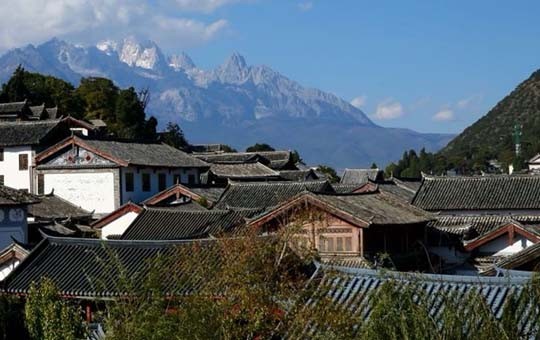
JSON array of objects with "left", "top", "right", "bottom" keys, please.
[
  {"left": 439, "top": 70, "right": 540, "bottom": 166},
  {"left": 0, "top": 37, "right": 453, "bottom": 168}
]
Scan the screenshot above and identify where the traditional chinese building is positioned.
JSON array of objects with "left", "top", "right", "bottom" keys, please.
[
  {"left": 248, "top": 190, "right": 433, "bottom": 268},
  {"left": 413, "top": 174, "right": 540, "bottom": 274},
  {"left": 34, "top": 136, "right": 209, "bottom": 215}
]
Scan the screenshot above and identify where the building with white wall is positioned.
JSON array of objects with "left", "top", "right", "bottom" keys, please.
[
  {"left": 35, "top": 136, "right": 209, "bottom": 215},
  {"left": 0, "top": 120, "right": 70, "bottom": 192}
]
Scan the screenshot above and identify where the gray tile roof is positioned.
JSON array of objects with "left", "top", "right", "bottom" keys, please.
[
  {"left": 195, "top": 151, "right": 294, "bottom": 170},
  {"left": 0, "top": 100, "right": 29, "bottom": 119},
  {"left": 376, "top": 182, "right": 416, "bottom": 202},
  {"left": 121, "top": 207, "right": 261, "bottom": 240},
  {"left": 331, "top": 183, "right": 363, "bottom": 193},
  {"left": 215, "top": 180, "right": 332, "bottom": 209},
  {"left": 340, "top": 168, "right": 383, "bottom": 185},
  {"left": 0, "top": 101, "right": 27, "bottom": 113},
  {"left": 310, "top": 192, "right": 433, "bottom": 225},
  {"left": 0, "top": 185, "right": 40, "bottom": 205},
  {"left": 413, "top": 175, "right": 540, "bottom": 211},
  {"left": 77, "top": 137, "right": 209, "bottom": 168},
  {"left": 482, "top": 242, "right": 540, "bottom": 276},
  {"left": 298, "top": 266, "right": 539, "bottom": 338},
  {"left": 29, "top": 192, "right": 92, "bottom": 220},
  {"left": 2, "top": 236, "right": 225, "bottom": 297},
  {"left": 46, "top": 107, "right": 59, "bottom": 119},
  {"left": 208, "top": 162, "right": 279, "bottom": 179},
  {"left": 278, "top": 169, "right": 319, "bottom": 182},
  {"left": 188, "top": 186, "right": 226, "bottom": 202},
  {"left": 29, "top": 104, "right": 45, "bottom": 119},
  {"left": 427, "top": 215, "right": 540, "bottom": 238},
  {"left": 0, "top": 120, "right": 66, "bottom": 147}
]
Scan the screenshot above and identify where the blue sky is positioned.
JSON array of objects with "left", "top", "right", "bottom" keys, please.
[{"left": 3, "top": 0, "right": 540, "bottom": 134}]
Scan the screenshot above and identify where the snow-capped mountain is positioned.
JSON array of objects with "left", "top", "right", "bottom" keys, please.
[{"left": 0, "top": 37, "right": 453, "bottom": 167}]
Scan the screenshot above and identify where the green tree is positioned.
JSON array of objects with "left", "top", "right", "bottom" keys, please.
[
  {"left": 25, "top": 278, "right": 85, "bottom": 340},
  {"left": 0, "top": 66, "right": 84, "bottom": 117},
  {"left": 221, "top": 144, "right": 237, "bottom": 152},
  {"left": 0, "top": 65, "right": 29, "bottom": 102},
  {"left": 0, "top": 295, "right": 27, "bottom": 339},
  {"left": 76, "top": 77, "right": 118, "bottom": 122},
  {"left": 317, "top": 164, "right": 340, "bottom": 183},
  {"left": 291, "top": 150, "right": 304, "bottom": 165},
  {"left": 246, "top": 143, "right": 275, "bottom": 152},
  {"left": 161, "top": 122, "right": 189, "bottom": 149}
]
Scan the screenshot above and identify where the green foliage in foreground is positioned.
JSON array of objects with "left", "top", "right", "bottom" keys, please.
[
  {"left": 7, "top": 222, "right": 540, "bottom": 339},
  {"left": 24, "top": 278, "right": 85, "bottom": 340}
]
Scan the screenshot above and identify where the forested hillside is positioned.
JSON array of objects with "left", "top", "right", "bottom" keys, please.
[
  {"left": 440, "top": 69, "right": 540, "bottom": 169},
  {"left": 387, "top": 69, "right": 540, "bottom": 178}
]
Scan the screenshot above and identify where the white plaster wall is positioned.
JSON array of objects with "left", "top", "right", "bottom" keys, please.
[
  {"left": 0, "top": 259, "right": 20, "bottom": 281},
  {"left": 0, "top": 146, "right": 33, "bottom": 190},
  {"left": 44, "top": 172, "right": 116, "bottom": 214},
  {"left": 120, "top": 167, "right": 200, "bottom": 204},
  {"left": 479, "top": 235, "right": 535, "bottom": 256},
  {"left": 101, "top": 211, "right": 139, "bottom": 239}
]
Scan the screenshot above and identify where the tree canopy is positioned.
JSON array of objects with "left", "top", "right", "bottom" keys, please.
[
  {"left": 246, "top": 143, "right": 275, "bottom": 152},
  {"left": 0, "top": 67, "right": 166, "bottom": 141}
]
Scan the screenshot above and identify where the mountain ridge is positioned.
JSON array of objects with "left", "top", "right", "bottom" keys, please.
[
  {"left": 438, "top": 69, "right": 540, "bottom": 170},
  {"left": 0, "top": 37, "right": 453, "bottom": 168}
]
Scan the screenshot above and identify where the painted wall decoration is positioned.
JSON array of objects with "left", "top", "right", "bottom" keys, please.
[{"left": 46, "top": 146, "right": 115, "bottom": 167}]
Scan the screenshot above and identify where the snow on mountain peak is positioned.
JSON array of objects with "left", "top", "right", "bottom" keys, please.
[
  {"left": 225, "top": 52, "right": 247, "bottom": 69},
  {"left": 215, "top": 52, "right": 250, "bottom": 83},
  {"left": 169, "top": 52, "right": 196, "bottom": 71},
  {"left": 96, "top": 40, "right": 118, "bottom": 56},
  {"left": 98, "top": 36, "right": 166, "bottom": 71}
]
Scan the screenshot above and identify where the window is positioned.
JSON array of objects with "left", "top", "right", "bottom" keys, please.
[
  {"left": 326, "top": 238, "right": 334, "bottom": 252},
  {"left": 125, "top": 173, "right": 134, "bottom": 192},
  {"left": 142, "top": 173, "right": 151, "bottom": 192},
  {"left": 37, "top": 174, "right": 44, "bottom": 195},
  {"left": 0, "top": 148, "right": 3, "bottom": 162},
  {"left": 336, "top": 237, "right": 344, "bottom": 252},
  {"left": 173, "top": 174, "right": 181, "bottom": 184},
  {"left": 18, "top": 154, "right": 28, "bottom": 171},
  {"left": 0, "top": 175, "right": 4, "bottom": 186},
  {"left": 188, "top": 174, "right": 196, "bottom": 185},
  {"left": 158, "top": 173, "right": 167, "bottom": 191},
  {"left": 318, "top": 236, "right": 326, "bottom": 252},
  {"left": 345, "top": 237, "right": 352, "bottom": 252}
]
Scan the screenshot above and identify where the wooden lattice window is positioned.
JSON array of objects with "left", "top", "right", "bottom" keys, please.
[{"left": 18, "top": 154, "right": 28, "bottom": 170}]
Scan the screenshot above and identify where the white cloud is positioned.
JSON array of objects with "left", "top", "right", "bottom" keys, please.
[
  {"left": 0, "top": 0, "right": 235, "bottom": 51},
  {"left": 373, "top": 99, "right": 404, "bottom": 120},
  {"left": 456, "top": 94, "right": 483, "bottom": 109},
  {"left": 350, "top": 95, "right": 367, "bottom": 109},
  {"left": 433, "top": 109, "right": 454, "bottom": 121},
  {"left": 297, "top": 2, "right": 313, "bottom": 11},
  {"left": 174, "top": 0, "right": 248, "bottom": 13},
  {"left": 153, "top": 17, "right": 229, "bottom": 43}
]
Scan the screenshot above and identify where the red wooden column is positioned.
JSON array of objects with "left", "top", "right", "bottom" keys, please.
[{"left": 85, "top": 304, "right": 92, "bottom": 323}]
